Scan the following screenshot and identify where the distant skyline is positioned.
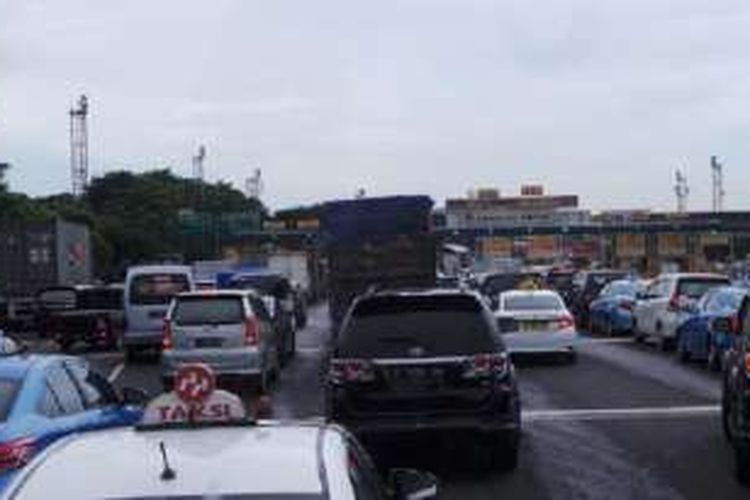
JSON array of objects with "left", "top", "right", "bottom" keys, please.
[{"left": 2, "top": 1, "right": 750, "bottom": 212}]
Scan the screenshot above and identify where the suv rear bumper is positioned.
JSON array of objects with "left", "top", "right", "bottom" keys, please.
[
  {"left": 340, "top": 413, "right": 520, "bottom": 437},
  {"left": 161, "top": 348, "right": 263, "bottom": 378}
]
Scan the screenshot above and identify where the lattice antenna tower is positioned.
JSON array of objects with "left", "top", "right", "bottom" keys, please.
[
  {"left": 711, "top": 155, "right": 725, "bottom": 212},
  {"left": 245, "top": 168, "right": 263, "bottom": 200},
  {"left": 674, "top": 168, "right": 689, "bottom": 213},
  {"left": 192, "top": 145, "right": 206, "bottom": 181},
  {"left": 69, "top": 95, "right": 89, "bottom": 197}
]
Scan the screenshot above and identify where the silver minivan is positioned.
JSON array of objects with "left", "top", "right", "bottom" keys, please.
[
  {"left": 123, "top": 265, "right": 194, "bottom": 359},
  {"left": 161, "top": 290, "right": 279, "bottom": 393}
]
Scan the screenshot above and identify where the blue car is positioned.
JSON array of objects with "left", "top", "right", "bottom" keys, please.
[
  {"left": 588, "top": 280, "right": 643, "bottom": 335},
  {"left": 676, "top": 286, "right": 747, "bottom": 371},
  {"left": 0, "top": 348, "right": 144, "bottom": 489}
]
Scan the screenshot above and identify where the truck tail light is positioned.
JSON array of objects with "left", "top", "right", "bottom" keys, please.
[
  {"left": 0, "top": 437, "right": 35, "bottom": 473},
  {"left": 244, "top": 318, "right": 260, "bottom": 347},
  {"left": 161, "top": 320, "right": 173, "bottom": 350},
  {"left": 328, "top": 359, "right": 375, "bottom": 385},
  {"left": 463, "top": 352, "right": 509, "bottom": 379}
]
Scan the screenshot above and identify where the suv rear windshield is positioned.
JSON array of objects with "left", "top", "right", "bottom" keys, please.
[
  {"left": 503, "top": 294, "right": 563, "bottom": 311},
  {"left": 130, "top": 274, "right": 190, "bottom": 306},
  {"left": 338, "top": 295, "right": 495, "bottom": 358},
  {"left": 173, "top": 297, "right": 245, "bottom": 325},
  {"left": 678, "top": 278, "right": 730, "bottom": 299},
  {"left": 0, "top": 379, "right": 19, "bottom": 422}
]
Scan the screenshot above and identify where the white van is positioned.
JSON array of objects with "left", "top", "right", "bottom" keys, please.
[{"left": 123, "top": 265, "right": 193, "bottom": 359}]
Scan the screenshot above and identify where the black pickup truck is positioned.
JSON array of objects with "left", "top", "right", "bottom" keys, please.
[{"left": 36, "top": 285, "right": 124, "bottom": 351}]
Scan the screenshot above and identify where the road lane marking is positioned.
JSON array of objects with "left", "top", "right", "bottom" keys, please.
[
  {"left": 107, "top": 362, "right": 126, "bottom": 384},
  {"left": 522, "top": 405, "right": 720, "bottom": 422}
]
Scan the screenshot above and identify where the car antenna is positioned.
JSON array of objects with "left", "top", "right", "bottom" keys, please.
[{"left": 159, "top": 441, "right": 176, "bottom": 481}]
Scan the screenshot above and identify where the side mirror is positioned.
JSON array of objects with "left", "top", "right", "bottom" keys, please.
[
  {"left": 389, "top": 469, "right": 438, "bottom": 500},
  {"left": 120, "top": 387, "right": 149, "bottom": 407}
]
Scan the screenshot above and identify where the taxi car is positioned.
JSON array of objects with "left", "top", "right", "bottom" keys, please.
[
  {"left": 0, "top": 343, "right": 143, "bottom": 491},
  {"left": 1, "top": 364, "right": 438, "bottom": 500}
]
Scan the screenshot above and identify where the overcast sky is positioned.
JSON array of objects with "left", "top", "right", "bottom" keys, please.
[{"left": 2, "top": 0, "right": 750, "bottom": 212}]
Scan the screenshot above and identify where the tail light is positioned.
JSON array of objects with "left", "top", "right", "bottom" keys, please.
[
  {"left": 0, "top": 437, "right": 35, "bottom": 473},
  {"left": 244, "top": 318, "right": 260, "bottom": 347},
  {"left": 619, "top": 301, "right": 634, "bottom": 311},
  {"left": 667, "top": 294, "right": 679, "bottom": 312},
  {"left": 161, "top": 320, "right": 172, "bottom": 350},
  {"left": 328, "top": 359, "right": 375, "bottom": 385},
  {"left": 745, "top": 353, "right": 750, "bottom": 374},
  {"left": 731, "top": 314, "right": 740, "bottom": 334},
  {"left": 557, "top": 314, "right": 575, "bottom": 332},
  {"left": 463, "top": 352, "right": 509, "bottom": 379}
]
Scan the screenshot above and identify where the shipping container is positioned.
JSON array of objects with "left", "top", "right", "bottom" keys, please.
[{"left": 0, "top": 218, "right": 92, "bottom": 298}]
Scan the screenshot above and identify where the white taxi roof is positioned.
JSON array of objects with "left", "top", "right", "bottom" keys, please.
[{"left": 4, "top": 424, "right": 341, "bottom": 500}]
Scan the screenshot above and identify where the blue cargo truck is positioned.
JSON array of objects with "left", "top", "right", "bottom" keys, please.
[{"left": 321, "top": 196, "right": 437, "bottom": 329}]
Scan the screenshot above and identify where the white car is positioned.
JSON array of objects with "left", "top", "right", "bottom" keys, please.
[
  {"left": 1, "top": 364, "right": 438, "bottom": 500},
  {"left": 495, "top": 290, "right": 578, "bottom": 362},
  {"left": 633, "top": 273, "right": 730, "bottom": 350}
]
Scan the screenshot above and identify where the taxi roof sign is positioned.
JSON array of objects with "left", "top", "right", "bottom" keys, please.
[{"left": 142, "top": 364, "right": 247, "bottom": 426}]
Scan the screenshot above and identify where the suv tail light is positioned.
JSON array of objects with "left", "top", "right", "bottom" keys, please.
[
  {"left": 161, "top": 320, "right": 172, "bottom": 350},
  {"left": 328, "top": 359, "right": 375, "bottom": 385},
  {"left": 557, "top": 314, "right": 575, "bottom": 332},
  {"left": 0, "top": 437, "right": 35, "bottom": 473},
  {"left": 244, "top": 318, "right": 260, "bottom": 347},
  {"left": 463, "top": 352, "right": 509, "bottom": 380}
]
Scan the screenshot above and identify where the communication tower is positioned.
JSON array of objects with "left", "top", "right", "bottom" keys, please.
[
  {"left": 69, "top": 95, "right": 89, "bottom": 196},
  {"left": 245, "top": 168, "right": 263, "bottom": 200},
  {"left": 192, "top": 145, "right": 206, "bottom": 181},
  {"left": 711, "top": 155, "right": 725, "bottom": 212},
  {"left": 674, "top": 169, "right": 689, "bottom": 213}
]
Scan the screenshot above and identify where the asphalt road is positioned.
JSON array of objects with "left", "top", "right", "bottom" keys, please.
[{"left": 82, "top": 305, "right": 748, "bottom": 500}]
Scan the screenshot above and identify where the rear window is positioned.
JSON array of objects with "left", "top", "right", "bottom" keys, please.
[
  {"left": 677, "top": 278, "right": 730, "bottom": 299},
  {"left": 173, "top": 297, "right": 245, "bottom": 325},
  {"left": 502, "top": 294, "right": 563, "bottom": 312},
  {"left": 129, "top": 274, "right": 190, "bottom": 306},
  {"left": 338, "top": 295, "right": 495, "bottom": 358},
  {"left": 77, "top": 288, "right": 123, "bottom": 310},
  {"left": 602, "top": 281, "right": 639, "bottom": 298},
  {"left": 0, "top": 378, "right": 20, "bottom": 422},
  {"left": 230, "top": 274, "right": 290, "bottom": 298}
]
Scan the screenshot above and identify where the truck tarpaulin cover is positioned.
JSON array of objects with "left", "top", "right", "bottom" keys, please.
[{"left": 321, "top": 196, "right": 433, "bottom": 246}]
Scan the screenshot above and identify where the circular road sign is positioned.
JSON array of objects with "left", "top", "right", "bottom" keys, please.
[{"left": 174, "top": 364, "right": 216, "bottom": 404}]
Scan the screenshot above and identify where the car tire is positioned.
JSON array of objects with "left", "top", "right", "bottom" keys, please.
[
  {"left": 676, "top": 337, "right": 690, "bottom": 363},
  {"left": 707, "top": 344, "right": 721, "bottom": 372},
  {"left": 490, "top": 433, "right": 519, "bottom": 472},
  {"left": 735, "top": 445, "right": 750, "bottom": 485},
  {"left": 125, "top": 347, "right": 140, "bottom": 364},
  {"left": 633, "top": 321, "right": 646, "bottom": 343}
]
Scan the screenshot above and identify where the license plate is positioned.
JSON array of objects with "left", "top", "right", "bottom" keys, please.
[
  {"left": 195, "top": 338, "right": 223, "bottom": 348},
  {"left": 388, "top": 367, "right": 440, "bottom": 390},
  {"left": 520, "top": 321, "right": 551, "bottom": 332}
]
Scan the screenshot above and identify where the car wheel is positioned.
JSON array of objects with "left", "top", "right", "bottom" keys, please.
[
  {"left": 707, "top": 344, "right": 721, "bottom": 372},
  {"left": 125, "top": 347, "right": 140, "bottom": 364},
  {"left": 723, "top": 390, "right": 733, "bottom": 442},
  {"left": 735, "top": 445, "right": 750, "bottom": 485},
  {"left": 604, "top": 320, "right": 614, "bottom": 337},
  {"left": 490, "top": 433, "right": 519, "bottom": 472},
  {"left": 676, "top": 337, "right": 690, "bottom": 363},
  {"left": 633, "top": 321, "right": 645, "bottom": 343}
]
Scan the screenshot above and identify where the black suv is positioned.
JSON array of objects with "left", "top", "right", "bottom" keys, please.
[
  {"left": 722, "top": 295, "right": 750, "bottom": 484},
  {"left": 325, "top": 290, "right": 521, "bottom": 470}
]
